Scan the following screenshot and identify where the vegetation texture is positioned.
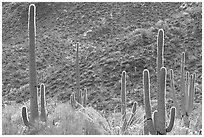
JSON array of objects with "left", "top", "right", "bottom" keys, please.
[{"left": 2, "top": 2, "right": 202, "bottom": 135}]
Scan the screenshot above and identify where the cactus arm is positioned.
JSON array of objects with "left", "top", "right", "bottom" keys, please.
[
  {"left": 170, "top": 69, "right": 182, "bottom": 118},
  {"left": 70, "top": 92, "right": 76, "bottom": 108},
  {"left": 22, "top": 107, "right": 31, "bottom": 127},
  {"left": 76, "top": 43, "right": 81, "bottom": 104},
  {"left": 83, "top": 89, "right": 87, "bottom": 107},
  {"left": 80, "top": 89, "right": 83, "bottom": 104},
  {"left": 28, "top": 4, "right": 39, "bottom": 123},
  {"left": 121, "top": 71, "right": 126, "bottom": 115},
  {"left": 180, "top": 52, "right": 186, "bottom": 116},
  {"left": 185, "top": 71, "right": 190, "bottom": 111},
  {"left": 127, "top": 102, "right": 137, "bottom": 126},
  {"left": 121, "top": 71, "right": 127, "bottom": 134},
  {"left": 143, "top": 69, "right": 157, "bottom": 135},
  {"left": 166, "top": 107, "right": 176, "bottom": 132},
  {"left": 157, "top": 67, "right": 166, "bottom": 135},
  {"left": 153, "top": 110, "right": 157, "bottom": 132},
  {"left": 187, "top": 73, "right": 196, "bottom": 115},
  {"left": 40, "top": 83, "right": 46, "bottom": 122}
]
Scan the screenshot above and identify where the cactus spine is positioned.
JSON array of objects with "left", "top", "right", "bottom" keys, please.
[
  {"left": 143, "top": 29, "right": 176, "bottom": 135},
  {"left": 170, "top": 52, "right": 196, "bottom": 127},
  {"left": 22, "top": 4, "right": 47, "bottom": 126}
]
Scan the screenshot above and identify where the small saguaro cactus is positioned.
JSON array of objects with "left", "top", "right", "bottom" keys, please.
[
  {"left": 76, "top": 43, "right": 81, "bottom": 104},
  {"left": 143, "top": 29, "right": 176, "bottom": 135},
  {"left": 170, "top": 52, "right": 196, "bottom": 127},
  {"left": 23, "top": 4, "right": 39, "bottom": 125}
]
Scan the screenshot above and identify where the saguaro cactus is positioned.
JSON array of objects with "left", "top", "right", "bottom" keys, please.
[
  {"left": 121, "top": 71, "right": 127, "bottom": 134},
  {"left": 28, "top": 4, "right": 39, "bottom": 124},
  {"left": 22, "top": 4, "right": 47, "bottom": 127},
  {"left": 83, "top": 88, "right": 87, "bottom": 107},
  {"left": 76, "top": 43, "right": 81, "bottom": 104},
  {"left": 40, "top": 84, "right": 47, "bottom": 122},
  {"left": 70, "top": 92, "right": 76, "bottom": 108},
  {"left": 170, "top": 52, "right": 196, "bottom": 127},
  {"left": 120, "top": 71, "right": 138, "bottom": 134},
  {"left": 22, "top": 83, "right": 47, "bottom": 126},
  {"left": 143, "top": 68, "right": 176, "bottom": 135},
  {"left": 143, "top": 29, "right": 176, "bottom": 135}
]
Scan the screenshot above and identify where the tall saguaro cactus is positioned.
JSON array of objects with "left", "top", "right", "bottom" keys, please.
[
  {"left": 22, "top": 4, "right": 47, "bottom": 127},
  {"left": 28, "top": 4, "right": 39, "bottom": 123},
  {"left": 170, "top": 52, "right": 196, "bottom": 127},
  {"left": 143, "top": 29, "right": 176, "bottom": 135},
  {"left": 143, "top": 68, "right": 176, "bottom": 135}
]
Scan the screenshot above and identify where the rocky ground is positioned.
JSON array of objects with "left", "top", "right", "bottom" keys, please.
[{"left": 2, "top": 2, "right": 202, "bottom": 112}]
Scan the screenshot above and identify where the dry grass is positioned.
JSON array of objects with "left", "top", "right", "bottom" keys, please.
[{"left": 2, "top": 99, "right": 202, "bottom": 135}]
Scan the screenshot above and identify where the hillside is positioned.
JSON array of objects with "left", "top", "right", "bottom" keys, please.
[{"left": 2, "top": 2, "right": 202, "bottom": 112}]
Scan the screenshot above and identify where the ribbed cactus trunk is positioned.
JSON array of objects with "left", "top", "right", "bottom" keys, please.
[
  {"left": 143, "top": 69, "right": 157, "bottom": 135},
  {"left": 170, "top": 69, "right": 182, "bottom": 118},
  {"left": 143, "top": 29, "right": 175, "bottom": 135},
  {"left": 157, "top": 29, "right": 164, "bottom": 91},
  {"left": 28, "top": 4, "right": 39, "bottom": 123},
  {"left": 121, "top": 71, "right": 127, "bottom": 134},
  {"left": 156, "top": 29, "right": 165, "bottom": 134},
  {"left": 40, "top": 84, "right": 46, "bottom": 122},
  {"left": 157, "top": 67, "right": 167, "bottom": 134},
  {"left": 180, "top": 52, "right": 186, "bottom": 115},
  {"left": 76, "top": 43, "right": 81, "bottom": 104},
  {"left": 83, "top": 89, "right": 87, "bottom": 107}
]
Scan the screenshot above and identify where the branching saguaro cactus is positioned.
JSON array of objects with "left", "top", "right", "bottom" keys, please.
[
  {"left": 143, "top": 29, "right": 176, "bottom": 135},
  {"left": 143, "top": 68, "right": 176, "bottom": 135},
  {"left": 22, "top": 4, "right": 47, "bottom": 126},
  {"left": 22, "top": 84, "right": 47, "bottom": 126},
  {"left": 170, "top": 52, "right": 196, "bottom": 127},
  {"left": 22, "top": 4, "right": 38, "bottom": 125}
]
